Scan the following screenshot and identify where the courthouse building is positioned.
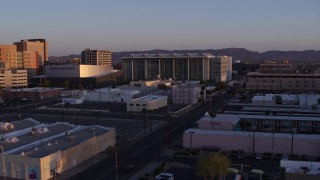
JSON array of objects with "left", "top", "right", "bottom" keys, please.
[{"left": 122, "top": 53, "right": 232, "bottom": 82}]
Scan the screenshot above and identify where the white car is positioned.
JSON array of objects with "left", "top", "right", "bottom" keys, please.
[
  {"left": 155, "top": 173, "right": 174, "bottom": 180},
  {"left": 282, "top": 154, "right": 288, "bottom": 160},
  {"left": 255, "top": 154, "right": 262, "bottom": 160}
]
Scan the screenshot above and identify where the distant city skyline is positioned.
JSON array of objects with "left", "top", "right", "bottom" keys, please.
[{"left": 1, "top": 0, "right": 320, "bottom": 56}]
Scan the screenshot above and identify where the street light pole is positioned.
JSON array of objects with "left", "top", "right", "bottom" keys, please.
[
  {"left": 219, "top": 157, "right": 222, "bottom": 180},
  {"left": 108, "top": 146, "right": 118, "bottom": 180},
  {"left": 130, "top": 104, "right": 133, "bottom": 120},
  {"left": 189, "top": 131, "right": 195, "bottom": 149},
  {"left": 62, "top": 100, "right": 65, "bottom": 122}
]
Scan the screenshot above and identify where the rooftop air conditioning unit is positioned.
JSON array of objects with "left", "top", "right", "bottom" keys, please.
[
  {"left": 66, "top": 136, "right": 74, "bottom": 142},
  {"left": 29, "top": 130, "right": 36, "bottom": 137},
  {"left": 90, "top": 128, "right": 96, "bottom": 134}
]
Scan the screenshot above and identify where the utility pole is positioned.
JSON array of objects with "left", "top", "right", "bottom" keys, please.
[
  {"left": 168, "top": 112, "right": 171, "bottom": 149},
  {"left": 108, "top": 146, "right": 118, "bottom": 180}
]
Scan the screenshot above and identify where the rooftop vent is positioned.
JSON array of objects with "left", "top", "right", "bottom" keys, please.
[
  {"left": 55, "top": 140, "right": 58, "bottom": 145},
  {"left": 48, "top": 142, "right": 52, "bottom": 146},
  {"left": 29, "top": 130, "right": 37, "bottom": 137},
  {"left": 21, "top": 152, "right": 25, "bottom": 156},
  {"left": 34, "top": 147, "right": 38, "bottom": 151},
  {"left": 90, "top": 128, "right": 96, "bottom": 134},
  {"left": 66, "top": 136, "right": 74, "bottom": 142}
]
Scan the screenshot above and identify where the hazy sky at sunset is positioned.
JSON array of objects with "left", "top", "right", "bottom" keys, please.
[{"left": 1, "top": 0, "right": 319, "bottom": 56}]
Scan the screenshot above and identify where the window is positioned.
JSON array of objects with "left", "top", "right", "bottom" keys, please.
[{"left": 136, "top": 104, "right": 140, "bottom": 106}]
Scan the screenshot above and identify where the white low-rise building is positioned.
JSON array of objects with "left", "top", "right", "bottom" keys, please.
[
  {"left": 127, "top": 95, "right": 168, "bottom": 112},
  {"left": 0, "top": 118, "right": 115, "bottom": 180},
  {"left": 280, "top": 160, "right": 320, "bottom": 180},
  {"left": 251, "top": 94, "right": 320, "bottom": 108},
  {"left": 84, "top": 88, "right": 139, "bottom": 103},
  {"left": 171, "top": 82, "right": 205, "bottom": 105}
]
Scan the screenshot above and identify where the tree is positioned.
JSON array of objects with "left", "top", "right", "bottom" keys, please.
[
  {"left": 215, "top": 81, "right": 227, "bottom": 91},
  {"left": 197, "top": 152, "right": 231, "bottom": 180},
  {"left": 312, "top": 104, "right": 318, "bottom": 111},
  {"left": 158, "top": 83, "right": 168, "bottom": 90},
  {"left": 42, "top": 79, "right": 52, "bottom": 87},
  {"left": 63, "top": 80, "right": 70, "bottom": 89}
]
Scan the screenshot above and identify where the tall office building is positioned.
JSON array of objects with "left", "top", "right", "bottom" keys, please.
[
  {"left": 14, "top": 39, "right": 48, "bottom": 63},
  {"left": 0, "top": 45, "right": 39, "bottom": 78},
  {"left": 81, "top": 48, "right": 112, "bottom": 65},
  {"left": 122, "top": 53, "right": 232, "bottom": 82}
]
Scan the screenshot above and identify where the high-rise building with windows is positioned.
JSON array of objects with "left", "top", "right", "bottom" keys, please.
[
  {"left": 122, "top": 53, "right": 232, "bottom": 82},
  {"left": 81, "top": 48, "right": 112, "bottom": 65},
  {"left": 14, "top": 39, "right": 48, "bottom": 63},
  {"left": 0, "top": 45, "right": 39, "bottom": 78}
]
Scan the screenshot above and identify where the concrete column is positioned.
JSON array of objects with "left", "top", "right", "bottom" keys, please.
[
  {"left": 173, "top": 59, "right": 175, "bottom": 80},
  {"left": 144, "top": 59, "right": 148, "bottom": 79},
  {"left": 131, "top": 60, "right": 134, "bottom": 80},
  {"left": 202, "top": 59, "right": 205, "bottom": 80},
  {"left": 159, "top": 59, "right": 161, "bottom": 78},
  {"left": 188, "top": 59, "right": 190, "bottom": 80}
]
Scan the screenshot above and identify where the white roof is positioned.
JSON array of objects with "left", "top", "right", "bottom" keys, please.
[
  {"left": 185, "top": 128, "right": 320, "bottom": 140},
  {"left": 197, "top": 114, "right": 240, "bottom": 125},
  {"left": 123, "top": 53, "right": 215, "bottom": 59},
  {"left": 131, "top": 95, "right": 168, "bottom": 103}
]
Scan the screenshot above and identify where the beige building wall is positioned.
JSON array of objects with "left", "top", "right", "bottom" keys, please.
[
  {"left": 0, "top": 154, "right": 40, "bottom": 180},
  {"left": 14, "top": 39, "right": 48, "bottom": 64},
  {"left": 127, "top": 96, "right": 168, "bottom": 112},
  {"left": 210, "top": 56, "right": 230, "bottom": 82},
  {"left": 0, "top": 69, "right": 28, "bottom": 90},
  {"left": 0, "top": 45, "right": 18, "bottom": 68},
  {"left": 81, "top": 49, "right": 112, "bottom": 66},
  {"left": 183, "top": 130, "right": 320, "bottom": 156},
  {"left": 0, "top": 128, "right": 115, "bottom": 180},
  {"left": 59, "top": 128, "right": 115, "bottom": 173}
]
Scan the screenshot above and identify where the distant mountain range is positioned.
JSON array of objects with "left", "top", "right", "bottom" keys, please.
[{"left": 49, "top": 48, "right": 320, "bottom": 63}]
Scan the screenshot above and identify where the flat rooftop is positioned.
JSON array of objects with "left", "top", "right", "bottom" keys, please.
[
  {"left": 122, "top": 53, "right": 215, "bottom": 59},
  {"left": 131, "top": 95, "right": 168, "bottom": 102},
  {"left": 185, "top": 128, "right": 320, "bottom": 140},
  {"left": 201, "top": 113, "right": 320, "bottom": 122},
  {"left": 7, "top": 87, "right": 64, "bottom": 93},
  {"left": 0, "top": 118, "right": 40, "bottom": 134},
  {"left": 1, "top": 123, "right": 75, "bottom": 153},
  {"left": 12, "top": 125, "right": 113, "bottom": 158},
  {"left": 197, "top": 114, "right": 240, "bottom": 125}
]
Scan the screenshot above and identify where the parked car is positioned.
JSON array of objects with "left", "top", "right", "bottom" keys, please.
[
  {"left": 282, "top": 154, "right": 288, "bottom": 160},
  {"left": 255, "top": 154, "right": 262, "bottom": 160},
  {"left": 155, "top": 173, "right": 174, "bottom": 180}
]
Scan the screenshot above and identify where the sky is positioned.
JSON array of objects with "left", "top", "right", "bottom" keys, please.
[{"left": 1, "top": 0, "right": 320, "bottom": 56}]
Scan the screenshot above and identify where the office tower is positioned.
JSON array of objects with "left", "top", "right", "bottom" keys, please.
[
  {"left": 14, "top": 39, "right": 48, "bottom": 63},
  {"left": 0, "top": 45, "right": 39, "bottom": 78},
  {"left": 122, "top": 53, "right": 232, "bottom": 82},
  {"left": 81, "top": 48, "right": 112, "bottom": 65}
]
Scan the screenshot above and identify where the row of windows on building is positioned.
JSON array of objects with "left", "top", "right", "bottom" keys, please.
[{"left": 129, "top": 104, "right": 147, "bottom": 107}]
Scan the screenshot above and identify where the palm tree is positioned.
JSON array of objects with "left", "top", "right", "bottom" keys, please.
[{"left": 196, "top": 152, "right": 231, "bottom": 180}]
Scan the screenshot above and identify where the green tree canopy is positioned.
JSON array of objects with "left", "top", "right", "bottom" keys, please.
[
  {"left": 215, "top": 81, "right": 227, "bottom": 91},
  {"left": 197, "top": 152, "right": 231, "bottom": 180}
]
